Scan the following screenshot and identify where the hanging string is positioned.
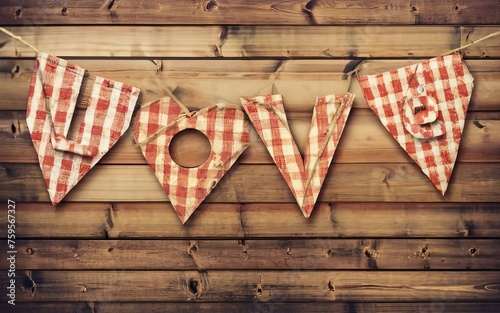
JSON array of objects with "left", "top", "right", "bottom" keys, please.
[
  {"left": 268, "top": 59, "right": 287, "bottom": 95},
  {"left": 397, "top": 31, "right": 500, "bottom": 116},
  {"left": 139, "top": 102, "right": 244, "bottom": 146},
  {"left": 353, "top": 30, "right": 500, "bottom": 92},
  {"left": 0, "top": 27, "right": 39, "bottom": 53},
  {"left": 302, "top": 60, "right": 366, "bottom": 196},
  {"left": 344, "top": 60, "right": 366, "bottom": 94},
  {"left": 138, "top": 114, "right": 190, "bottom": 146},
  {"left": 386, "top": 31, "right": 500, "bottom": 118},
  {"left": 302, "top": 60, "right": 365, "bottom": 198},
  {"left": 441, "top": 31, "right": 500, "bottom": 56},
  {"left": 269, "top": 59, "right": 287, "bottom": 82},
  {"left": 164, "top": 87, "right": 192, "bottom": 117}
]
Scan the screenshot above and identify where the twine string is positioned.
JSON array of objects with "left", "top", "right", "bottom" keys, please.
[
  {"left": 0, "top": 27, "right": 39, "bottom": 53},
  {"left": 302, "top": 98, "right": 343, "bottom": 200},
  {"left": 139, "top": 113, "right": 190, "bottom": 146},
  {"left": 165, "top": 87, "right": 192, "bottom": 117},
  {"left": 139, "top": 103, "right": 245, "bottom": 146},
  {"left": 441, "top": 31, "right": 500, "bottom": 56},
  {"left": 344, "top": 60, "right": 366, "bottom": 94},
  {"left": 301, "top": 60, "right": 364, "bottom": 196}
]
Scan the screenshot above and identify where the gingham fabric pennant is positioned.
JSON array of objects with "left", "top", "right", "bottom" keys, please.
[
  {"left": 133, "top": 97, "right": 250, "bottom": 224},
  {"left": 241, "top": 94, "right": 355, "bottom": 217},
  {"left": 358, "top": 54, "right": 474, "bottom": 195},
  {"left": 26, "top": 53, "right": 140, "bottom": 205}
]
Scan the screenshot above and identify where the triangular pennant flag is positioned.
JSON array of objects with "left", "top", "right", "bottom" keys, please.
[
  {"left": 26, "top": 53, "right": 140, "bottom": 205},
  {"left": 133, "top": 97, "right": 250, "bottom": 224},
  {"left": 241, "top": 94, "right": 355, "bottom": 217},
  {"left": 358, "top": 54, "right": 474, "bottom": 195}
]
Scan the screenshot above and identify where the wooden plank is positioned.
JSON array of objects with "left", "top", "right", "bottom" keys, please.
[
  {"left": 239, "top": 203, "right": 500, "bottom": 238},
  {"left": 4, "top": 239, "right": 499, "bottom": 270},
  {"left": 2, "top": 110, "right": 498, "bottom": 164},
  {"left": 2, "top": 302, "right": 500, "bottom": 313},
  {"left": 3, "top": 202, "right": 499, "bottom": 239},
  {"left": 1, "top": 302, "right": 499, "bottom": 313},
  {"left": 3, "top": 270, "right": 500, "bottom": 302},
  {"left": 1, "top": 163, "right": 500, "bottom": 203},
  {"left": 1, "top": 59, "right": 499, "bottom": 110},
  {"left": 2, "top": 58, "right": 498, "bottom": 79},
  {"left": 4, "top": 202, "right": 500, "bottom": 238},
  {"left": 0, "top": 0, "right": 498, "bottom": 25},
  {"left": 0, "top": 203, "right": 110, "bottom": 238},
  {"left": 0, "top": 25, "right": 466, "bottom": 58}
]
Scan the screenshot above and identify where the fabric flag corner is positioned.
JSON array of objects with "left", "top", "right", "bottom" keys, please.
[
  {"left": 358, "top": 54, "right": 474, "bottom": 195},
  {"left": 26, "top": 53, "right": 140, "bottom": 205}
]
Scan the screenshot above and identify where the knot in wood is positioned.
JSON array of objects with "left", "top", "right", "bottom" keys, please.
[{"left": 203, "top": 0, "right": 218, "bottom": 12}]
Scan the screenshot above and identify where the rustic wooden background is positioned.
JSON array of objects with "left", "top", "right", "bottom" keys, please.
[{"left": 1, "top": 1, "right": 500, "bottom": 312}]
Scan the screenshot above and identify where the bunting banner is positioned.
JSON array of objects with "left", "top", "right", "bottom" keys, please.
[
  {"left": 241, "top": 94, "right": 355, "bottom": 217},
  {"left": 358, "top": 54, "right": 474, "bottom": 195},
  {"left": 134, "top": 97, "right": 250, "bottom": 224},
  {"left": 26, "top": 52, "right": 140, "bottom": 205}
]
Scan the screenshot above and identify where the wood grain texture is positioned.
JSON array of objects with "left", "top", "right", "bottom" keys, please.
[
  {"left": 1, "top": 58, "right": 500, "bottom": 110},
  {"left": 1, "top": 302, "right": 499, "bottom": 313},
  {"left": 0, "top": 0, "right": 498, "bottom": 25},
  {"left": 1, "top": 203, "right": 499, "bottom": 238},
  {"left": 2, "top": 110, "right": 498, "bottom": 164},
  {"left": 3, "top": 239, "right": 498, "bottom": 270},
  {"left": 2, "top": 270, "right": 500, "bottom": 302},
  {"left": 0, "top": 1, "right": 498, "bottom": 309},
  {"left": 0, "top": 203, "right": 111, "bottom": 239},
  {"left": 1, "top": 163, "right": 499, "bottom": 203},
  {"left": 0, "top": 25, "right": 478, "bottom": 58},
  {"left": 3, "top": 58, "right": 499, "bottom": 80}
]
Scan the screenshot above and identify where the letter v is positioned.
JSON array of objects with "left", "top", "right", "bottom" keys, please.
[{"left": 241, "top": 93, "right": 354, "bottom": 217}]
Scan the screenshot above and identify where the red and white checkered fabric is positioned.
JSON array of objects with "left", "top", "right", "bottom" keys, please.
[
  {"left": 26, "top": 53, "right": 140, "bottom": 205},
  {"left": 241, "top": 94, "right": 354, "bottom": 217},
  {"left": 358, "top": 54, "right": 474, "bottom": 195},
  {"left": 133, "top": 97, "right": 250, "bottom": 224}
]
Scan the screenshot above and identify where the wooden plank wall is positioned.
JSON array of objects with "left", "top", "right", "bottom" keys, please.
[{"left": 0, "top": 0, "right": 500, "bottom": 312}]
